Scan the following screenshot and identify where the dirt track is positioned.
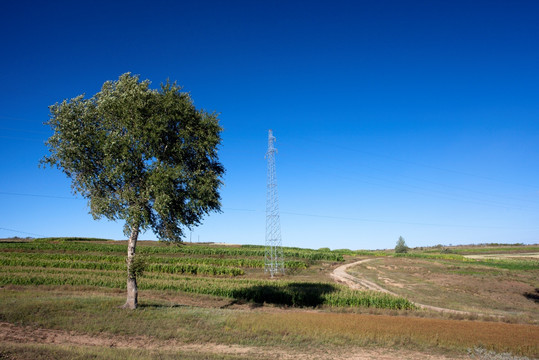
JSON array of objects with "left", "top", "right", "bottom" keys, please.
[
  {"left": 330, "top": 259, "right": 471, "bottom": 315},
  {"left": 0, "top": 321, "right": 466, "bottom": 359}
]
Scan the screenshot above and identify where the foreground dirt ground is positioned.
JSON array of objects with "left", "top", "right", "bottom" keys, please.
[{"left": 0, "top": 321, "right": 467, "bottom": 360}]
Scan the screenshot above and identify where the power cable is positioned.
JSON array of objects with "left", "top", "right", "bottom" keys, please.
[
  {"left": 0, "top": 135, "right": 45, "bottom": 142},
  {"left": 0, "top": 191, "right": 80, "bottom": 200},
  {"left": 1, "top": 190, "right": 536, "bottom": 229},
  {"left": 330, "top": 161, "right": 539, "bottom": 205},
  {"left": 0, "top": 127, "right": 50, "bottom": 135},
  {"left": 279, "top": 210, "right": 536, "bottom": 230},
  {"left": 0, "top": 227, "right": 45, "bottom": 237},
  {"left": 294, "top": 136, "right": 539, "bottom": 190},
  {"left": 329, "top": 170, "right": 539, "bottom": 212}
]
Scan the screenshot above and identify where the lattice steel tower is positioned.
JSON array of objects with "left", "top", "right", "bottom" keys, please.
[{"left": 265, "top": 129, "right": 284, "bottom": 277}]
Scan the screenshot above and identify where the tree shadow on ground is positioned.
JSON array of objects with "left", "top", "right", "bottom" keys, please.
[
  {"left": 138, "top": 303, "right": 187, "bottom": 309},
  {"left": 231, "top": 282, "right": 337, "bottom": 307},
  {"left": 523, "top": 288, "right": 539, "bottom": 303}
]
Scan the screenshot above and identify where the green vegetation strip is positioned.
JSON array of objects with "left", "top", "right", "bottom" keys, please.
[
  {"left": 0, "top": 252, "right": 307, "bottom": 271},
  {"left": 451, "top": 246, "right": 539, "bottom": 254},
  {"left": 0, "top": 257, "right": 244, "bottom": 276},
  {"left": 0, "top": 241, "right": 344, "bottom": 261},
  {"left": 0, "top": 267, "right": 415, "bottom": 310},
  {"left": 0, "top": 239, "right": 413, "bottom": 309},
  {"left": 393, "top": 252, "right": 539, "bottom": 271}
]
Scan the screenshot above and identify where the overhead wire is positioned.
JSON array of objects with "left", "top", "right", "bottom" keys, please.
[
  {"left": 0, "top": 135, "right": 45, "bottom": 142},
  {"left": 4, "top": 190, "right": 535, "bottom": 230},
  {"left": 279, "top": 210, "right": 538, "bottom": 230},
  {"left": 335, "top": 160, "right": 539, "bottom": 205},
  {"left": 319, "top": 168, "right": 539, "bottom": 212},
  {"left": 279, "top": 136, "right": 539, "bottom": 212},
  {"left": 294, "top": 135, "right": 539, "bottom": 190},
  {"left": 0, "top": 227, "right": 45, "bottom": 237}
]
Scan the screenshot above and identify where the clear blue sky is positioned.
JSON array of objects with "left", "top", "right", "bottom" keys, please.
[{"left": 1, "top": 0, "right": 538, "bottom": 250}]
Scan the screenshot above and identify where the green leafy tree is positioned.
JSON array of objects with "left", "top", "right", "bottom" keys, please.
[
  {"left": 41, "top": 73, "right": 224, "bottom": 309},
  {"left": 395, "top": 236, "right": 409, "bottom": 254}
]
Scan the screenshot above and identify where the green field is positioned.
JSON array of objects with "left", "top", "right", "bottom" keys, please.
[
  {"left": 0, "top": 238, "right": 414, "bottom": 309},
  {"left": 1, "top": 238, "right": 538, "bottom": 359}
]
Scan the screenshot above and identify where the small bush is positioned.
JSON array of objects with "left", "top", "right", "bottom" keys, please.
[
  {"left": 441, "top": 247, "right": 455, "bottom": 254},
  {"left": 395, "top": 236, "right": 409, "bottom": 254}
]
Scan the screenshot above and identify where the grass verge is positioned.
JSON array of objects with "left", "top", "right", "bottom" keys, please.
[{"left": 0, "top": 342, "right": 251, "bottom": 360}]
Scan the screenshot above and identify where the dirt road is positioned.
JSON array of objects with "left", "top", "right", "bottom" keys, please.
[{"left": 330, "top": 259, "right": 471, "bottom": 315}]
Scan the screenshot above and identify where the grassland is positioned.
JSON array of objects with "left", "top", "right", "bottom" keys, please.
[
  {"left": 346, "top": 246, "right": 539, "bottom": 324},
  {"left": 0, "top": 238, "right": 538, "bottom": 359}
]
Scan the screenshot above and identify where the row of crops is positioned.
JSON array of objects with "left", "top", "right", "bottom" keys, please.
[
  {"left": 1, "top": 267, "right": 415, "bottom": 309},
  {"left": 0, "top": 252, "right": 308, "bottom": 272},
  {"left": 0, "top": 256, "right": 245, "bottom": 276},
  {"left": 0, "top": 238, "right": 417, "bottom": 309},
  {"left": 0, "top": 239, "right": 345, "bottom": 261}
]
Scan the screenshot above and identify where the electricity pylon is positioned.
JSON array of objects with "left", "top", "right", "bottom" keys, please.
[{"left": 265, "top": 129, "right": 284, "bottom": 277}]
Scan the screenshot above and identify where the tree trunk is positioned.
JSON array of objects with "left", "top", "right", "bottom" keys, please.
[{"left": 122, "top": 224, "right": 139, "bottom": 309}]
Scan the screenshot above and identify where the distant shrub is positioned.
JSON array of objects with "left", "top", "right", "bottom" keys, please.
[
  {"left": 441, "top": 247, "right": 455, "bottom": 254},
  {"left": 395, "top": 236, "right": 409, "bottom": 254}
]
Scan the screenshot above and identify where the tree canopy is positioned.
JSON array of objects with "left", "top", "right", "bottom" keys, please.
[{"left": 42, "top": 73, "right": 224, "bottom": 241}]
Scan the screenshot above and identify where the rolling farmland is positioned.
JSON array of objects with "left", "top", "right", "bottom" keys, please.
[{"left": 0, "top": 238, "right": 538, "bottom": 359}]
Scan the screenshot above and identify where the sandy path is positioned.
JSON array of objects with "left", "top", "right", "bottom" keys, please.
[
  {"left": 330, "top": 259, "right": 471, "bottom": 315},
  {"left": 0, "top": 321, "right": 464, "bottom": 359}
]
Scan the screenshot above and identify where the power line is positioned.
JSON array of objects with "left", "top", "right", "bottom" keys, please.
[
  {"left": 0, "top": 135, "right": 45, "bottom": 142},
  {"left": 279, "top": 211, "right": 537, "bottom": 230},
  {"left": 1, "top": 190, "right": 537, "bottom": 231},
  {"left": 0, "top": 227, "right": 45, "bottom": 237},
  {"left": 216, "top": 207, "right": 539, "bottom": 231},
  {"left": 324, "top": 170, "right": 539, "bottom": 212},
  {"left": 0, "top": 115, "right": 41, "bottom": 123},
  {"left": 285, "top": 164, "right": 539, "bottom": 213},
  {"left": 0, "top": 191, "right": 80, "bottom": 200},
  {"left": 329, "top": 161, "right": 539, "bottom": 206},
  {"left": 295, "top": 136, "right": 539, "bottom": 190},
  {"left": 222, "top": 207, "right": 257, "bottom": 212},
  {"left": 0, "top": 127, "right": 50, "bottom": 135}
]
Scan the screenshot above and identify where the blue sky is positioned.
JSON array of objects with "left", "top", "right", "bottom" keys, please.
[{"left": 1, "top": 0, "right": 538, "bottom": 249}]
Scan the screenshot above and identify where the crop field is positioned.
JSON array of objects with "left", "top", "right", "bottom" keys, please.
[
  {"left": 0, "top": 238, "right": 538, "bottom": 359},
  {"left": 0, "top": 238, "right": 412, "bottom": 309}
]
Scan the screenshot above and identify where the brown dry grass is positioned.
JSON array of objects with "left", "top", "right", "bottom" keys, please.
[
  {"left": 347, "top": 257, "right": 539, "bottom": 322},
  {"left": 232, "top": 312, "right": 539, "bottom": 357}
]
